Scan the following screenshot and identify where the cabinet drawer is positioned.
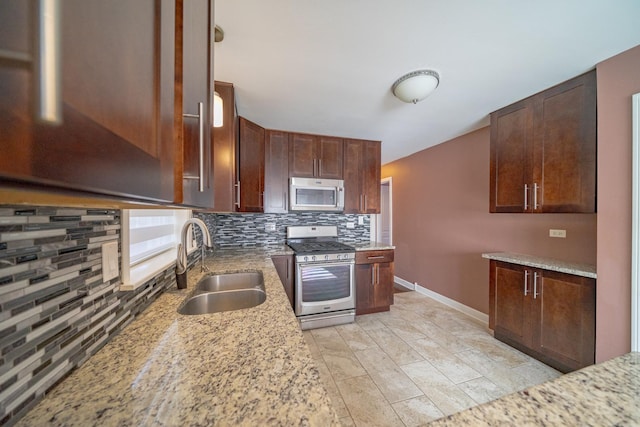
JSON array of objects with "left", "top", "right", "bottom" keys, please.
[{"left": 356, "top": 250, "right": 394, "bottom": 264}]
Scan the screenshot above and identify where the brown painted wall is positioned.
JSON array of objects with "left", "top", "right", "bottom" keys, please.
[
  {"left": 595, "top": 45, "right": 640, "bottom": 362},
  {"left": 382, "top": 128, "right": 597, "bottom": 314}
]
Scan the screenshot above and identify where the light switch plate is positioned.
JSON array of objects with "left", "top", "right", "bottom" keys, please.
[
  {"left": 265, "top": 222, "right": 276, "bottom": 232},
  {"left": 102, "top": 241, "right": 119, "bottom": 281},
  {"left": 346, "top": 222, "right": 355, "bottom": 229},
  {"left": 358, "top": 216, "right": 365, "bottom": 225},
  {"left": 549, "top": 229, "right": 567, "bottom": 238}
]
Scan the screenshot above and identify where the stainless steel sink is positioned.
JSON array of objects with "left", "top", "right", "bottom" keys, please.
[
  {"left": 178, "top": 288, "right": 267, "bottom": 315},
  {"left": 178, "top": 271, "right": 266, "bottom": 315},
  {"left": 196, "top": 271, "right": 263, "bottom": 292}
]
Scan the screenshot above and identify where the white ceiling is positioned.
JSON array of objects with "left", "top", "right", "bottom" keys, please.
[{"left": 214, "top": 0, "right": 640, "bottom": 164}]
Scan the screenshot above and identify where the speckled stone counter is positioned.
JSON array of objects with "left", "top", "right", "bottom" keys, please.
[
  {"left": 482, "top": 252, "right": 596, "bottom": 279},
  {"left": 429, "top": 352, "right": 640, "bottom": 426},
  {"left": 349, "top": 241, "right": 395, "bottom": 251},
  {"left": 16, "top": 246, "right": 339, "bottom": 427}
]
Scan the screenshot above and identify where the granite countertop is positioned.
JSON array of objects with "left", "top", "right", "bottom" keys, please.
[
  {"left": 429, "top": 352, "right": 640, "bottom": 426},
  {"left": 349, "top": 241, "right": 395, "bottom": 251},
  {"left": 17, "top": 246, "right": 339, "bottom": 427},
  {"left": 482, "top": 252, "right": 596, "bottom": 279}
]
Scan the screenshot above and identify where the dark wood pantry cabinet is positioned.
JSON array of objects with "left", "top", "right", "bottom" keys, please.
[
  {"left": 0, "top": 0, "right": 178, "bottom": 202},
  {"left": 289, "top": 133, "right": 344, "bottom": 179},
  {"left": 489, "top": 260, "right": 595, "bottom": 373},
  {"left": 211, "top": 81, "right": 237, "bottom": 212},
  {"left": 355, "top": 250, "right": 395, "bottom": 315},
  {"left": 344, "top": 139, "right": 381, "bottom": 214},
  {"left": 237, "top": 117, "right": 265, "bottom": 212},
  {"left": 490, "top": 70, "right": 596, "bottom": 213},
  {"left": 264, "top": 130, "right": 290, "bottom": 213}
]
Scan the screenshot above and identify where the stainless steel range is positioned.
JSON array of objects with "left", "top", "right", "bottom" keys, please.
[{"left": 287, "top": 226, "right": 356, "bottom": 330}]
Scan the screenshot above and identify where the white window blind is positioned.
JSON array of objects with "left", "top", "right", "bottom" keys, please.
[{"left": 120, "top": 209, "right": 193, "bottom": 290}]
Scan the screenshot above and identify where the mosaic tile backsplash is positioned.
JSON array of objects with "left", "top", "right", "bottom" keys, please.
[
  {"left": 196, "top": 212, "right": 371, "bottom": 248},
  {"left": 0, "top": 206, "right": 188, "bottom": 425}
]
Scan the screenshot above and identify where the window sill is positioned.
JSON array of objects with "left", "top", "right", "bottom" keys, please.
[{"left": 119, "top": 247, "right": 196, "bottom": 292}]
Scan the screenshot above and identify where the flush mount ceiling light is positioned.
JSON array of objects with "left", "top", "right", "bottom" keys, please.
[{"left": 392, "top": 70, "right": 440, "bottom": 104}]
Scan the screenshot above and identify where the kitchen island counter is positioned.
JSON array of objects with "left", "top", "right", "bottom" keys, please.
[
  {"left": 429, "top": 352, "right": 640, "bottom": 426},
  {"left": 16, "top": 247, "right": 339, "bottom": 427}
]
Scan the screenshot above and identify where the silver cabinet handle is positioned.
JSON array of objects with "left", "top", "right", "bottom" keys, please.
[
  {"left": 367, "top": 256, "right": 385, "bottom": 260},
  {"left": 376, "top": 264, "right": 379, "bottom": 285},
  {"left": 533, "top": 183, "right": 539, "bottom": 210},
  {"left": 234, "top": 181, "right": 241, "bottom": 208},
  {"left": 524, "top": 270, "right": 529, "bottom": 296},
  {"left": 35, "top": 0, "right": 62, "bottom": 124},
  {"left": 286, "top": 258, "right": 289, "bottom": 279},
  {"left": 371, "top": 265, "right": 375, "bottom": 285},
  {"left": 183, "top": 102, "right": 205, "bottom": 192},
  {"left": 524, "top": 184, "right": 529, "bottom": 210},
  {"left": 533, "top": 271, "right": 539, "bottom": 299},
  {"left": 318, "top": 158, "right": 323, "bottom": 176},
  {"left": 364, "top": 194, "right": 367, "bottom": 211}
]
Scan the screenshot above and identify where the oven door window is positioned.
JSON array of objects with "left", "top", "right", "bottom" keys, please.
[
  {"left": 294, "top": 187, "right": 336, "bottom": 207},
  {"left": 300, "top": 264, "right": 350, "bottom": 302}
]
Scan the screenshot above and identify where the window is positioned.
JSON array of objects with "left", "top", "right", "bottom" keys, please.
[{"left": 120, "top": 209, "right": 193, "bottom": 291}]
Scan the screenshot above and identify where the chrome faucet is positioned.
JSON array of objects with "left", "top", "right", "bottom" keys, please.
[{"left": 177, "top": 218, "right": 213, "bottom": 276}]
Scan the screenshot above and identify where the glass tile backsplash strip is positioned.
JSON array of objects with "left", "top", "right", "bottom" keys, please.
[{"left": 196, "top": 212, "right": 371, "bottom": 248}]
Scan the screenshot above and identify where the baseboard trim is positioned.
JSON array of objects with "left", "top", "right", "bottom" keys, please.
[{"left": 394, "top": 276, "right": 489, "bottom": 325}]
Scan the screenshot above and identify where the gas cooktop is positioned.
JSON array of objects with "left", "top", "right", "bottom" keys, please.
[{"left": 287, "top": 240, "right": 355, "bottom": 254}]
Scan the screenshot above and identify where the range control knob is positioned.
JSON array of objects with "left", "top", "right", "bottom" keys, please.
[
  {"left": 336, "top": 254, "right": 341, "bottom": 260},
  {"left": 303, "top": 256, "right": 308, "bottom": 262},
  {"left": 311, "top": 255, "right": 316, "bottom": 261},
  {"left": 325, "top": 255, "right": 329, "bottom": 260}
]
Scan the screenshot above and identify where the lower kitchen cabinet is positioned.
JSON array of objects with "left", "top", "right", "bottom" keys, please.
[
  {"left": 489, "top": 260, "right": 595, "bottom": 373},
  {"left": 355, "top": 250, "right": 394, "bottom": 315},
  {"left": 272, "top": 255, "right": 294, "bottom": 309}
]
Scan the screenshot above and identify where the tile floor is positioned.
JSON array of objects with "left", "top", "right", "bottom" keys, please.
[{"left": 303, "top": 291, "right": 562, "bottom": 427}]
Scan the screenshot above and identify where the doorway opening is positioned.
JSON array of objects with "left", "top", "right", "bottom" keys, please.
[{"left": 375, "top": 177, "right": 392, "bottom": 245}]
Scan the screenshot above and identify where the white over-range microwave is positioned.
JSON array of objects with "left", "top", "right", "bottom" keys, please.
[{"left": 289, "top": 177, "right": 345, "bottom": 212}]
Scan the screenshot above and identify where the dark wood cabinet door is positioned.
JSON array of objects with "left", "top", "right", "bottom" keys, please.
[
  {"left": 343, "top": 139, "right": 363, "bottom": 214},
  {"left": 238, "top": 117, "right": 264, "bottom": 212},
  {"left": 489, "top": 101, "right": 533, "bottom": 213},
  {"left": 355, "top": 263, "right": 373, "bottom": 315},
  {"left": 372, "top": 262, "right": 394, "bottom": 307},
  {"left": 533, "top": 71, "right": 596, "bottom": 213},
  {"left": 211, "top": 81, "right": 236, "bottom": 212},
  {"left": 317, "top": 136, "right": 343, "bottom": 179},
  {"left": 491, "top": 261, "right": 531, "bottom": 346},
  {"left": 343, "top": 139, "right": 381, "bottom": 214},
  {"left": 178, "top": 0, "right": 214, "bottom": 208},
  {"left": 362, "top": 140, "right": 381, "bottom": 213},
  {"left": 272, "top": 255, "right": 294, "bottom": 309},
  {"left": 264, "top": 130, "right": 289, "bottom": 213},
  {"left": 289, "top": 133, "right": 316, "bottom": 178},
  {"left": 532, "top": 270, "right": 595, "bottom": 371},
  {"left": 0, "top": 0, "right": 177, "bottom": 202}
]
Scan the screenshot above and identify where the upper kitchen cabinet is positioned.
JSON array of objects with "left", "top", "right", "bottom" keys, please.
[
  {"left": 211, "top": 81, "right": 237, "bottom": 212},
  {"left": 237, "top": 117, "right": 265, "bottom": 212},
  {"left": 0, "top": 0, "right": 177, "bottom": 203},
  {"left": 344, "top": 139, "right": 381, "bottom": 214},
  {"left": 264, "top": 130, "right": 290, "bottom": 213},
  {"left": 490, "top": 70, "right": 596, "bottom": 213},
  {"left": 175, "top": 0, "right": 215, "bottom": 208},
  {"left": 289, "top": 133, "right": 343, "bottom": 179}
]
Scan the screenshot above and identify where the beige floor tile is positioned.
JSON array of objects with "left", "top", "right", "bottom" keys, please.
[
  {"left": 310, "top": 327, "right": 352, "bottom": 353},
  {"left": 335, "top": 375, "right": 405, "bottom": 427},
  {"left": 401, "top": 360, "right": 477, "bottom": 416},
  {"left": 379, "top": 315, "right": 428, "bottom": 342},
  {"left": 302, "top": 330, "right": 322, "bottom": 359},
  {"left": 354, "top": 347, "right": 423, "bottom": 403},
  {"left": 421, "top": 324, "right": 472, "bottom": 353},
  {"left": 322, "top": 350, "right": 367, "bottom": 381},
  {"left": 366, "top": 327, "right": 424, "bottom": 366},
  {"left": 355, "top": 314, "right": 387, "bottom": 331},
  {"left": 457, "top": 376, "right": 505, "bottom": 405},
  {"left": 335, "top": 323, "right": 379, "bottom": 351},
  {"left": 515, "top": 360, "right": 561, "bottom": 386},
  {"left": 392, "top": 395, "right": 445, "bottom": 426},
  {"left": 339, "top": 416, "right": 356, "bottom": 426},
  {"left": 314, "top": 359, "right": 350, "bottom": 418}
]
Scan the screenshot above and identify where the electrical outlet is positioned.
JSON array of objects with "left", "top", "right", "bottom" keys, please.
[
  {"left": 265, "top": 223, "right": 276, "bottom": 232},
  {"left": 358, "top": 216, "right": 365, "bottom": 225},
  {"left": 549, "top": 229, "right": 567, "bottom": 238},
  {"left": 102, "top": 241, "right": 119, "bottom": 281},
  {"left": 346, "top": 222, "right": 355, "bottom": 229}
]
